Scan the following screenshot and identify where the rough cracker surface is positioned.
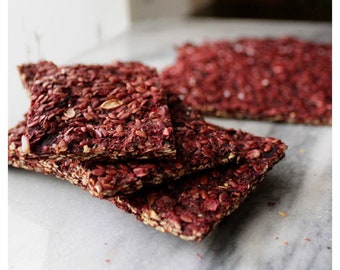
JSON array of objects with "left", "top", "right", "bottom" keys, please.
[
  {"left": 19, "top": 61, "right": 176, "bottom": 159},
  {"left": 9, "top": 118, "right": 287, "bottom": 241},
  {"left": 161, "top": 37, "right": 332, "bottom": 125},
  {"left": 8, "top": 96, "right": 239, "bottom": 197},
  {"left": 110, "top": 131, "right": 287, "bottom": 241}
]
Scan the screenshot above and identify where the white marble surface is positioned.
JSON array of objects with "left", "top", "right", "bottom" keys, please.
[{"left": 8, "top": 18, "right": 332, "bottom": 270}]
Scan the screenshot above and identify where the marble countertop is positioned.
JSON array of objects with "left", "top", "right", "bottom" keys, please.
[{"left": 8, "top": 18, "right": 332, "bottom": 270}]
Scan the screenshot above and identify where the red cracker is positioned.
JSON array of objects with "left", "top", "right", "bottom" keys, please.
[
  {"left": 18, "top": 61, "right": 176, "bottom": 159},
  {"left": 161, "top": 37, "right": 331, "bottom": 125},
  {"left": 9, "top": 96, "right": 239, "bottom": 197},
  {"left": 111, "top": 130, "right": 287, "bottom": 241},
  {"left": 9, "top": 111, "right": 287, "bottom": 241}
]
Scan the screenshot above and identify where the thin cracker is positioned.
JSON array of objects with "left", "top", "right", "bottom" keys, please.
[
  {"left": 9, "top": 114, "right": 287, "bottom": 241},
  {"left": 161, "top": 37, "right": 331, "bottom": 125},
  {"left": 19, "top": 61, "right": 176, "bottom": 159},
  {"left": 111, "top": 131, "right": 287, "bottom": 241},
  {"left": 9, "top": 96, "right": 239, "bottom": 197}
]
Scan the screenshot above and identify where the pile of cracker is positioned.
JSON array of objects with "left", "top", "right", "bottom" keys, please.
[{"left": 9, "top": 37, "right": 331, "bottom": 241}]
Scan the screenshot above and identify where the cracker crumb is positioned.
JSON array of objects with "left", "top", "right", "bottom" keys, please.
[
  {"left": 278, "top": 211, "right": 288, "bottom": 217},
  {"left": 197, "top": 253, "right": 203, "bottom": 259}
]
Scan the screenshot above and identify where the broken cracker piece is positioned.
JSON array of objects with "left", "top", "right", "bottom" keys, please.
[
  {"left": 9, "top": 119, "right": 287, "bottom": 241},
  {"left": 9, "top": 96, "right": 239, "bottom": 197},
  {"left": 18, "top": 61, "right": 176, "bottom": 159},
  {"left": 161, "top": 37, "right": 332, "bottom": 125},
  {"left": 110, "top": 130, "right": 287, "bottom": 241}
]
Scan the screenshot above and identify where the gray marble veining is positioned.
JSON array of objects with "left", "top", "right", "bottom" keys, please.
[{"left": 9, "top": 18, "right": 331, "bottom": 270}]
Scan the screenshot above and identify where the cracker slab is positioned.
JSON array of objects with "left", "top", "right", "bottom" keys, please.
[
  {"left": 9, "top": 116, "right": 287, "bottom": 241},
  {"left": 161, "top": 37, "right": 332, "bottom": 125},
  {"left": 19, "top": 61, "right": 176, "bottom": 159},
  {"left": 9, "top": 96, "right": 239, "bottom": 197},
  {"left": 111, "top": 131, "right": 287, "bottom": 241}
]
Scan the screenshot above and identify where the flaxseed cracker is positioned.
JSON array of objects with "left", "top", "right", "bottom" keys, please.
[
  {"left": 111, "top": 131, "right": 287, "bottom": 241},
  {"left": 9, "top": 111, "right": 287, "bottom": 241},
  {"left": 18, "top": 61, "right": 176, "bottom": 159},
  {"left": 9, "top": 96, "right": 239, "bottom": 197},
  {"left": 161, "top": 37, "right": 331, "bottom": 125}
]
